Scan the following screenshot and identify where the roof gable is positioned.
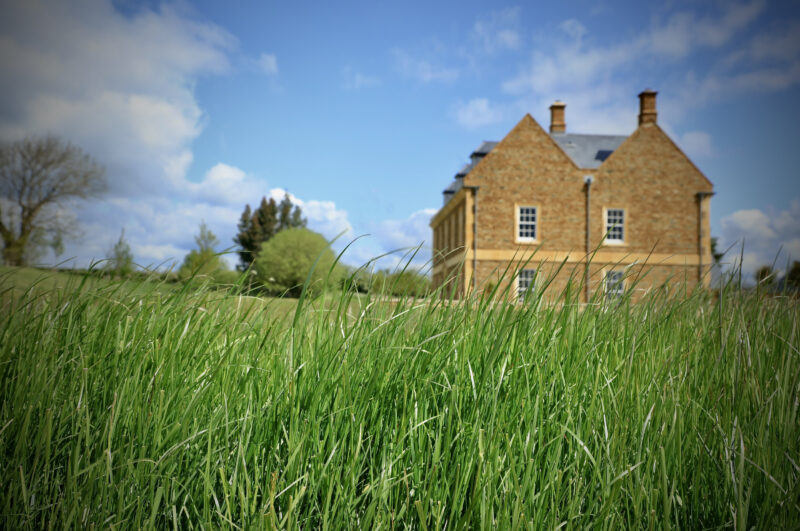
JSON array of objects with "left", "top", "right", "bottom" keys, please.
[
  {"left": 463, "top": 114, "right": 576, "bottom": 185},
  {"left": 599, "top": 123, "right": 713, "bottom": 191}
]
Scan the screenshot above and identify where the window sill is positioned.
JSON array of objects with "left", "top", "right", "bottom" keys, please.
[
  {"left": 601, "top": 241, "right": 627, "bottom": 247},
  {"left": 515, "top": 239, "right": 539, "bottom": 245}
]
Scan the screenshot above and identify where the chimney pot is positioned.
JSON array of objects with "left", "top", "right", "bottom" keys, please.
[
  {"left": 549, "top": 101, "right": 566, "bottom": 133},
  {"left": 638, "top": 89, "right": 657, "bottom": 125}
]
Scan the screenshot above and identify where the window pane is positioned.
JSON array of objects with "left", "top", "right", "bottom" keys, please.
[
  {"left": 518, "top": 269, "right": 537, "bottom": 301},
  {"left": 518, "top": 206, "right": 537, "bottom": 240},
  {"left": 605, "top": 271, "right": 624, "bottom": 299},
  {"left": 606, "top": 209, "right": 625, "bottom": 242}
]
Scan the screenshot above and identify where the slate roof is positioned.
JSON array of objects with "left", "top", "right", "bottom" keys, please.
[
  {"left": 442, "top": 179, "right": 462, "bottom": 205},
  {"left": 443, "top": 133, "right": 627, "bottom": 205},
  {"left": 471, "top": 141, "right": 498, "bottom": 156},
  {"left": 549, "top": 133, "right": 628, "bottom": 169},
  {"left": 443, "top": 180, "right": 461, "bottom": 194},
  {"left": 455, "top": 163, "right": 472, "bottom": 178}
]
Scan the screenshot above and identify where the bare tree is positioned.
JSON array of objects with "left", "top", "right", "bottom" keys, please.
[{"left": 0, "top": 136, "right": 106, "bottom": 266}]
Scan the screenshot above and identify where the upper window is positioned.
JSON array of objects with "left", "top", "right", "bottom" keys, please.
[
  {"left": 605, "top": 208, "right": 625, "bottom": 243},
  {"left": 518, "top": 269, "right": 537, "bottom": 301},
  {"left": 605, "top": 270, "right": 624, "bottom": 299},
  {"left": 517, "top": 206, "right": 537, "bottom": 242}
]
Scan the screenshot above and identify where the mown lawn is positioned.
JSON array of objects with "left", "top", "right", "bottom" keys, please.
[{"left": 0, "top": 267, "right": 798, "bottom": 528}]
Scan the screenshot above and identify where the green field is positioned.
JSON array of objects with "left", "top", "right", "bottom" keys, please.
[{"left": 1, "top": 267, "right": 798, "bottom": 528}]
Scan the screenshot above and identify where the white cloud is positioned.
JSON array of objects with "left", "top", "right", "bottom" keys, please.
[
  {"left": 50, "top": 170, "right": 361, "bottom": 271},
  {"left": 558, "top": 19, "right": 587, "bottom": 44},
  {"left": 0, "top": 0, "right": 234, "bottom": 201},
  {"left": 471, "top": 8, "right": 522, "bottom": 53},
  {"left": 679, "top": 131, "right": 714, "bottom": 159},
  {"left": 648, "top": 1, "right": 765, "bottom": 59},
  {"left": 502, "top": 26, "right": 640, "bottom": 97},
  {"left": 675, "top": 62, "right": 800, "bottom": 114},
  {"left": 497, "top": 1, "right": 779, "bottom": 135},
  {"left": 372, "top": 208, "right": 436, "bottom": 251},
  {"left": 187, "top": 163, "right": 264, "bottom": 207},
  {"left": 266, "top": 188, "right": 354, "bottom": 243},
  {"left": 342, "top": 208, "right": 436, "bottom": 271},
  {"left": 392, "top": 48, "right": 459, "bottom": 83},
  {"left": 454, "top": 98, "right": 504, "bottom": 129},
  {"left": 342, "top": 66, "right": 380, "bottom": 90},
  {"left": 720, "top": 199, "right": 800, "bottom": 280},
  {"left": 256, "top": 52, "right": 278, "bottom": 75},
  {"left": 733, "top": 20, "right": 800, "bottom": 64},
  {"left": 0, "top": 1, "right": 259, "bottom": 268},
  {"left": 723, "top": 209, "right": 776, "bottom": 241},
  {"left": 0, "top": 0, "right": 414, "bottom": 273},
  {"left": 499, "top": 18, "right": 641, "bottom": 133}
]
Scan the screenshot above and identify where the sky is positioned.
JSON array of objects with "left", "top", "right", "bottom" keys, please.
[{"left": 1, "top": 0, "right": 799, "bottom": 278}]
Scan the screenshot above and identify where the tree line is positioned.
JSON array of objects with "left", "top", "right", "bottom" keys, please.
[
  {"left": 5, "top": 135, "right": 800, "bottom": 297},
  {"left": 0, "top": 135, "right": 430, "bottom": 297}
]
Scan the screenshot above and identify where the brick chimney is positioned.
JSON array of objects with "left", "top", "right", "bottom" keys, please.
[
  {"left": 549, "top": 101, "right": 566, "bottom": 133},
  {"left": 638, "top": 89, "right": 657, "bottom": 125}
]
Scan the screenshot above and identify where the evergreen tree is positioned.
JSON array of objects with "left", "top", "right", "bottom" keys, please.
[
  {"left": 234, "top": 195, "right": 304, "bottom": 271},
  {"left": 255, "top": 197, "right": 278, "bottom": 242},
  {"left": 233, "top": 204, "right": 253, "bottom": 271},
  {"left": 290, "top": 205, "right": 307, "bottom": 229},
  {"left": 278, "top": 193, "right": 294, "bottom": 231}
]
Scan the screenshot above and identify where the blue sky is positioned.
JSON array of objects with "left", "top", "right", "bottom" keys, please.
[{"left": 1, "top": 0, "right": 799, "bottom": 277}]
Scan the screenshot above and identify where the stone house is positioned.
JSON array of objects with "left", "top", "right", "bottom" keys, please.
[{"left": 429, "top": 90, "right": 714, "bottom": 302}]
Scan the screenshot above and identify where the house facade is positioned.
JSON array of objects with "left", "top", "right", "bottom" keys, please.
[{"left": 430, "top": 90, "right": 714, "bottom": 302}]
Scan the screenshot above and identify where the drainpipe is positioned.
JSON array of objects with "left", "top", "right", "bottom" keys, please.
[
  {"left": 464, "top": 185, "right": 480, "bottom": 292},
  {"left": 584, "top": 175, "right": 594, "bottom": 303},
  {"left": 696, "top": 191, "right": 714, "bottom": 285}
]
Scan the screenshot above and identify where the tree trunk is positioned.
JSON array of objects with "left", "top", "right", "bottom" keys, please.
[{"left": 2, "top": 241, "right": 25, "bottom": 266}]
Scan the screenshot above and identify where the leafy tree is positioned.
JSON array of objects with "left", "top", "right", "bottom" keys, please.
[
  {"left": 194, "top": 220, "right": 219, "bottom": 252},
  {"left": 372, "top": 269, "right": 431, "bottom": 297},
  {"left": 710, "top": 237, "right": 724, "bottom": 263},
  {"left": 755, "top": 265, "right": 775, "bottom": 287},
  {"left": 254, "top": 228, "right": 339, "bottom": 297},
  {"left": 339, "top": 264, "right": 372, "bottom": 293},
  {"left": 106, "top": 229, "right": 134, "bottom": 278},
  {"left": 233, "top": 193, "right": 306, "bottom": 270},
  {"left": 0, "top": 135, "right": 106, "bottom": 266},
  {"left": 786, "top": 260, "right": 800, "bottom": 290},
  {"left": 179, "top": 221, "right": 227, "bottom": 281}
]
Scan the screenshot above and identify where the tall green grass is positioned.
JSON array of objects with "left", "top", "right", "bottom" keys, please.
[{"left": 1, "top": 264, "right": 798, "bottom": 528}]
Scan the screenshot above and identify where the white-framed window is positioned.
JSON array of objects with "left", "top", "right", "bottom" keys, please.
[
  {"left": 517, "top": 269, "right": 537, "bottom": 301},
  {"left": 604, "top": 270, "right": 625, "bottom": 299},
  {"left": 517, "top": 206, "right": 537, "bottom": 242},
  {"left": 605, "top": 208, "right": 625, "bottom": 243}
]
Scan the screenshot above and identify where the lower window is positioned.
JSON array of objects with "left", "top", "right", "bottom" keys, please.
[
  {"left": 604, "top": 270, "right": 624, "bottom": 299},
  {"left": 518, "top": 269, "right": 537, "bottom": 301}
]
